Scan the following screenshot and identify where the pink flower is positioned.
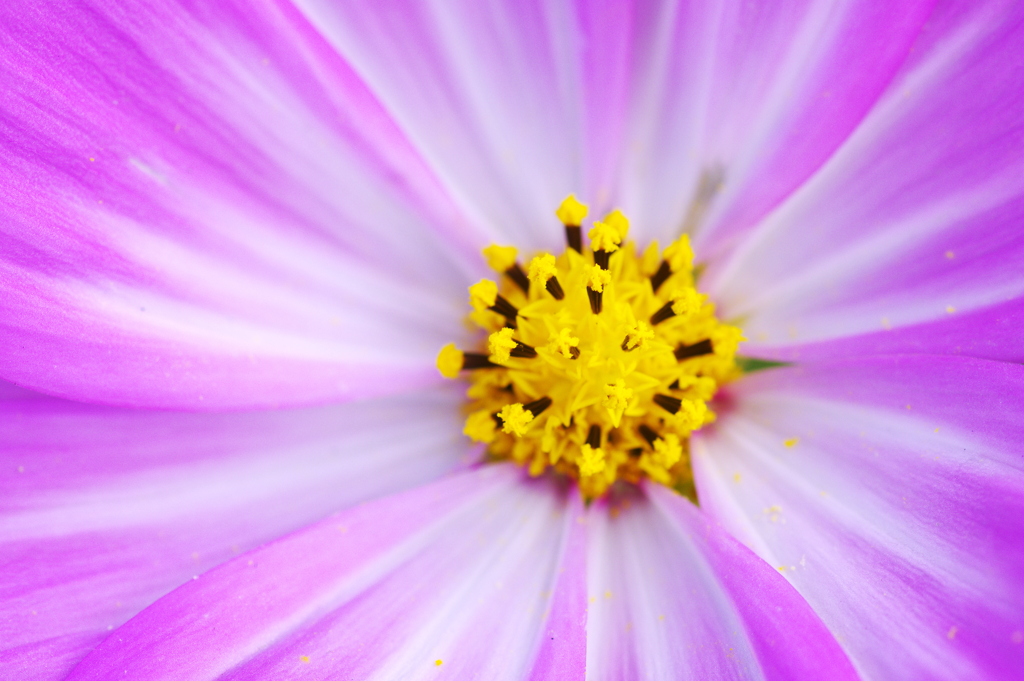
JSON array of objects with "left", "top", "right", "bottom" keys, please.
[{"left": 2, "top": 1, "right": 1023, "bottom": 679}]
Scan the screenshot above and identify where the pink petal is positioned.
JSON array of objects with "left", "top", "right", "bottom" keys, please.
[
  {"left": 709, "top": 2, "right": 1024, "bottom": 361},
  {"left": 0, "top": 381, "right": 468, "bottom": 681},
  {"left": 616, "top": 0, "right": 933, "bottom": 248},
  {"left": 695, "top": 355, "right": 1024, "bottom": 680},
  {"left": 0, "top": 0, "right": 485, "bottom": 409},
  {"left": 293, "top": 0, "right": 610, "bottom": 251},
  {"left": 65, "top": 467, "right": 586, "bottom": 681},
  {"left": 585, "top": 486, "right": 856, "bottom": 680}
]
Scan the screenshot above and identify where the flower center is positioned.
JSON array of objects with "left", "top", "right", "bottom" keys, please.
[{"left": 437, "top": 196, "right": 743, "bottom": 499}]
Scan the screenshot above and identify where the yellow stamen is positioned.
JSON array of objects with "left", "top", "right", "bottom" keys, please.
[
  {"left": 464, "top": 410, "right": 498, "bottom": 443},
  {"left": 527, "top": 253, "right": 558, "bottom": 284},
  {"left": 588, "top": 265, "right": 612, "bottom": 293},
  {"left": 670, "top": 287, "right": 704, "bottom": 318},
  {"left": 483, "top": 245, "right": 518, "bottom": 272},
  {"left": 555, "top": 194, "right": 588, "bottom": 225},
  {"left": 603, "top": 209, "right": 630, "bottom": 240},
  {"left": 664, "top": 234, "right": 694, "bottom": 272},
  {"left": 578, "top": 444, "right": 606, "bottom": 476},
  {"left": 603, "top": 379, "right": 633, "bottom": 427},
  {"left": 499, "top": 403, "right": 534, "bottom": 436},
  {"left": 469, "top": 279, "right": 499, "bottom": 311},
  {"left": 488, "top": 327, "right": 518, "bottom": 363},
  {"left": 436, "top": 343, "right": 465, "bottom": 379},
  {"left": 589, "top": 221, "right": 621, "bottom": 253},
  {"left": 549, "top": 328, "right": 580, "bottom": 359},
  {"left": 623, "top": 321, "right": 654, "bottom": 351}
]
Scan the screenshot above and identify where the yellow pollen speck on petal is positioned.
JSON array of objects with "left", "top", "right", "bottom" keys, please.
[
  {"left": 549, "top": 328, "right": 580, "bottom": 358},
  {"left": 483, "top": 244, "right": 518, "bottom": 272},
  {"left": 784, "top": 437, "right": 799, "bottom": 448},
  {"left": 489, "top": 327, "right": 518, "bottom": 362},
  {"left": 664, "top": 235, "right": 694, "bottom": 272},
  {"left": 435, "top": 659, "right": 443, "bottom": 666},
  {"left": 946, "top": 250, "right": 955, "bottom": 259},
  {"left": 300, "top": 656, "right": 310, "bottom": 664},
  {"left": 589, "top": 221, "right": 621, "bottom": 252},
  {"left": 469, "top": 279, "right": 499, "bottom": 311},
  {"left": 528, "top": 253, "right": 558, "bottom": 284},
  {"left": 499, "top": 403, "right": 534, "bottom": 436},
  {"left": 588, "top": 265, "right": 612, "bottom": 292},
  {"left": 947, "top": 626, "right": 958, "bottom": 640},
  {"left": 603, "top": 209, "right": 630, "bottom": 240},
  {"left": 556, "top": 194, "right": 588, "bottom": 225},
  {"left": 946, "top": 305, "right": 956, "bottom": 314},
  {"left": 436, "top": 343, "right": 464, "bottom": 379},
  {"left": 578, "top": 444, "right": 606, "bottom": 476}
]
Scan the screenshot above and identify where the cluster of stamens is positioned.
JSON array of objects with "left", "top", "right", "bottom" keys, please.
[{"left": 437, "top": 196, "right": 743, "bottom": 498}]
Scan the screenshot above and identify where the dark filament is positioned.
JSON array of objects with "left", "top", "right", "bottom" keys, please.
[
  {"left": 525, "top": 397, "right": 552, "bottom": 417},
  {"left": 587, "top": 425, "right": 601, "bottom": 449},
  {"left": 639, "top": 424, "right": 661, "bottom": 446},
  {"left": 650, "top": 301, "right": 675, "bottom": 325},
  {"left": 462, "top": 352, "right": 500, "bottom": 370},
  {"left": 650, "top": 261, "right": 672, "bottom": 293},
  {"left": 506, "top": 264, "right": 530, "bottom": 293},
  {"left": 490, "top": 295, "right": 519, "bottom": 321},
  {"left": 653, "top": 394, "right": 682, "bottom": 415},
  {"left": 510, "top": 342, "right": 537, "bottom": 359},
  {"left": 675, "top": 339, "right": 713, "bottom": 360},
  {"left": 588, "top": 288, "right": 603, "bottom": 314},
  {"left": 565, "top": 225, "right": 582, "bottom": 253},
  {"left": 546, "top": 276, "right": 565, "bottom": 300},
  {"left": 594, "top": 250, "right": 610, "bottom": 270}
]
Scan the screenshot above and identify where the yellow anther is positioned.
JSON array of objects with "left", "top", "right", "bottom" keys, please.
[
  {"left": 603, "top": 379, "right": 633, "bottom": 427},
  {"left": 589, "top": 221, "right": 621, "bottom": 253},
  {"left": 652, "top": 434, "right": 683, "bottom": 468},
  {"left": 483, "top": 245, "right": 518, "bottom": 273},
  {"left": 488, "top": 327, "right": 518, "bottom": 363},
  {"left": 578, "top": 444, "right": 606, "bottom": 476},
  {"left": 712, "top": 325, "right": 745, "bottom": 356},
  {"left": 556, "top": 194, "right": 588, "bottom": 225},
  {"left": 670, "top": 287, "right": 703, "bottom": 318},
  {"left": 623, "top": 321, "right": 655, "bottom": 350},
  {"left": 603, "top": 209, "right": 630, "bottom": 240},
  {"left": 674, "top": 399, "right": 708, "bottom": 431},
  {"left": 436, "top": 343, "right": 464, "bottom": 379},
  {"left": 469, "top": 279, "right": 499, "bottom": 311},
  {"left": 549, "top": 328, "right": 580, "bottom": 359},
  {"left": 499, "top": 403, "right": 534, "bottom": 436},
  {"left": 664, "top": 235, "right": 694, "bottom": 272},
  {"left": 528, "top": 253, "right": 558, "bottom": 284},
  {"left": 588, "top": 265, "right": 612, "bottom": 293},
  {"left": 464, "top": 410, "right": 497, "bottom": 443}
]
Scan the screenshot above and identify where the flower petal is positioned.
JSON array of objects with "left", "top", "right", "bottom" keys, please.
[
  {"left": 585, "top": 486, "right": 856, "bottom": 680},
  {"left": 709, "top": 2, "right": 1024, "bottom": 361},
  {"left": 0, "top": 0, "right": 485, "bottom": 408},
  {"left": 617, "top": 0, "right": 933, "bottom": 248},
  {"left": 292, "top": 0, "right": 594, "bottom": 251},
  {"left": 695, "top": 355, "right": 1024, "bottom": 680},
  {"left": 0, "top": 381, "right": 467, "bottom": 681},
  {"left": 65, "top": 466, "right": 586, "bottom": 681}
]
